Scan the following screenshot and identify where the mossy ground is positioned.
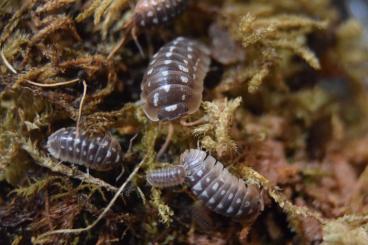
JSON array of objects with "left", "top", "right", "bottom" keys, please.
[{"left": 1, "top": 0, "right": 368, "bottom": 244}]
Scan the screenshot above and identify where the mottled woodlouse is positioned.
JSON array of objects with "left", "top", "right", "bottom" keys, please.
[
  {"left": 47, "top": 127, "right": 123, "bottom": 171},
  {"left": 134, "top": 0, "right": 188, "bottom": 28},
  {"left": 141, "top": 37, "right": 211, "bottom": 121},
  {"left": 108, "top": 0, "right": 189, "bottom": 58},
  {"left": 146, "top": 149, "right": 264, "bottom": 219}
]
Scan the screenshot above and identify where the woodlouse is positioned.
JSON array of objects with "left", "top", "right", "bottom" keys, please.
[
  {"left": 141, "top": 37, "right": 211, "bottom": 121},
  {"left": 134, "top": 0, "right": 188, "bottom": 28},
  {"left": 47, "top": 127, "right": 123, "bottom": 171},
  {"left": 108, "top": 0, "right": 189, "bottom": 59},
  {"left": 146, "top": 149, "right": 264, "bottom": 219}
]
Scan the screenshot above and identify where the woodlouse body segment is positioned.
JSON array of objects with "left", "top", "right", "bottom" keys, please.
[
  {"left": 47, "top": 127, "right": 123, "bottom": 171},
  {"left": 141, "top": 37, "right": 211, "bottom": 121},
  {"left": 146, "top": 165, "right": 186, "bottom": 188},
  {"left": 134, "top": 0, "right": 188, "bottom": 28}
]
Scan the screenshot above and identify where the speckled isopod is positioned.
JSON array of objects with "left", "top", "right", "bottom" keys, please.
[
  {"left": 134, "top": 0, "right": 188, "bottom": 28},
  {"left": 141, "top": 37, "right": 211, "bottom": 121},
  {"left": 146, "top": 149, "right": 264, "bottom": 219},
  {"left": 47, "top": 127, "right": 123, "bottom": 171}
]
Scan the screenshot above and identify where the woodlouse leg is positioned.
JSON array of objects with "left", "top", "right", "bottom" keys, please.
[
  {"left": 127, "top": 133, "right": 139, "bottom": 155},
  {"left": 115, "top": 165, "right": 125, "bottom": 182},
  {"left": 180, "top": 116, "right": 207, "bottom": 127},
  {"left": 156, "top": 122, "right": 174, "bottom": 160},
  {"left": 131, "top": 26, "right": 145, "bottom": 58}
]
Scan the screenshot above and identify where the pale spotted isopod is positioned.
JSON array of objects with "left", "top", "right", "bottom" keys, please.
[
  {"left": 134, "top": 0, "right": 188, "bottom": 28},
  {"left": 146, "top": 149, "right": 264, "bottom": 219},
  {"left": 141, "top": 37, "right": 211, "bottom": 121},
  {"left": 47, "top": 127, "right": 123, "bottom": 171},
  {"left": 108, "top": 0, "right": 189, "bottom": 59}
]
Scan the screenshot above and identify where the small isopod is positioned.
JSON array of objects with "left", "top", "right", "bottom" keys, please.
[
  {"left": 146, "top": 149, "right": 264, "bottom": 219},
  {"left": 146, "top": 165, "right": 186, "bottom": 187},
  {"left": 47, "top": 127, "right": 123, "bottom": 171},
  {"left": 134, "top": 0, "right": 188, "bottom": 28},
  {"left": 108, "top": 0, "right": 189, "bottom": 58},
  {"left": 141, "top": 37, "right": 211, "bottom": 121}
]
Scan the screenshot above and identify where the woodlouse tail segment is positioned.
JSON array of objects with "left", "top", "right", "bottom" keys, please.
[
  {"left": 146, "top": 165, "right": 187, "bottom": 188},
  {"left": 235, "top": 184, "right": 264, "bottom": 222}
]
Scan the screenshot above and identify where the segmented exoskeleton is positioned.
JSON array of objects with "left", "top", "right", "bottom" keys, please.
[
  {"left": 47, "top": 127, "right": 123, "bottom": 171},
  {"left": 141, "top": 37, "right": 211, "bottom": 121},
  {"left": 146, "top": 149, "right": 264, "bottom": 219}
]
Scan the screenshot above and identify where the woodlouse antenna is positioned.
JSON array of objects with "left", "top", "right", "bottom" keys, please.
[{"left": 156, "top": 122, "right": 174, "bottom": 160}]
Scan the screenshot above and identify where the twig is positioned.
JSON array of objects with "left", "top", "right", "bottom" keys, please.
[
  {"left": 34, "top": 156, "right": 146, "bottom": 239},
  {"left": 25, "top": 78, "right": 80, "bottom": 87},
  {"left": 76, "top": 80, "right": 87, "bottom": 135},
  {"left": 1, "top": 49, "right": 18, "bottom": 74}
]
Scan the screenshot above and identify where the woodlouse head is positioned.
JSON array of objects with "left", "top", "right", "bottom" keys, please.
[
  {"left": 180, "top": 149, "right": 207, "bottom": 175},
  {"left": 46, "top": 127, "right": 67, "bottom": 158}
]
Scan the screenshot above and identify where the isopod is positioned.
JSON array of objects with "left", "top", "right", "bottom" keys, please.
[
  {"left": 146, "top": 165, "right": 186, "bottom": 188},
  {"left": 141, "top": 37, "right": 211, "bottom": 121},
  {"left": 47, "top": 127, "right": 123, "bottom": 171},
  {"left": 134, "top": 0, "right": 188, "bottom": 28},
  {"left": 146, "top": 149, "right": 264, "bottom": 219},
  {"left": 108, "top": 0, "right": 189, "bottom": 59}
]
